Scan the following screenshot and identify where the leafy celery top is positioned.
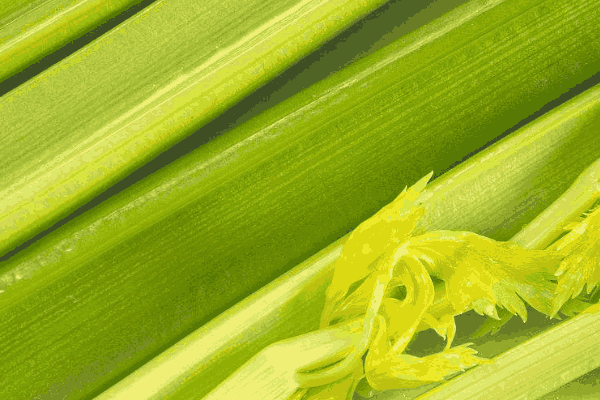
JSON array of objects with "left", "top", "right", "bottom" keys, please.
[{"left": 290, "top": 162, "right": 600, "bottom": 400}]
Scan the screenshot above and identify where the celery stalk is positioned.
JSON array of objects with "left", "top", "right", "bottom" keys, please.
[
  {"left": 0, "top": 0, "right": 392, "bottom": 256},
  {"left": 95, "top": 83, "right": 600, "bottom": 400},
  {"left": 0, "top": 0, "right": 146, "bottom": 84},
  {"left": 512, "top": 158, "right": 600, "bottom": 250}
]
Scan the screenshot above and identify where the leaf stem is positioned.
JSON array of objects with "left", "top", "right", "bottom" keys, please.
[
  {"left": 295, "top": 271, "right": 391, "bottom": 387},
  {"left": 511, "top": 157, "right": 600, "bottom": 250}
]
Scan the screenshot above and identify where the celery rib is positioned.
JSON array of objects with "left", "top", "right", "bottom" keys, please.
[
  {"left": 0, "top": 0, "right": 391, "bottom": 257},
  {"left": 0, "top": 0, "right": 146, "bottom": 84}
]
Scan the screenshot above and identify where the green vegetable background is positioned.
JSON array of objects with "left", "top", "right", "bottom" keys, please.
[{"left": 1, "top": 0, "right": 600, "bottom": 399}]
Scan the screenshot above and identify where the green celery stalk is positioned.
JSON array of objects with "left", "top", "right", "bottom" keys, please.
[
  {"left": 94, "top": 83, "right": 600, "bottom": 399},
  {"left": 0, "top": 0, "right": 147, "bottom": 84},
  {"left": 0, "top": 0, "right": 391, "bottom": 257},
  {"left": 416, "top": 309, "right": 600, "bottom": 400}
]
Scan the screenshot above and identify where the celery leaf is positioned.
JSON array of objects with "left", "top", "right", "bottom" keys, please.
[
  {"left": 298, "top": 361, "right": 363, "bottom": 400},
  {"left": 365, "top": 315, "right": 489, "bottom": 390},
  {"left": 321, "top": 172, "right": 433, "bottom": 327},
  {"left": 549, "top": 206, "right": 600, "bottom": 316},
  {"left": 398, "top": 231, "right": 561, "bottom": 321}
]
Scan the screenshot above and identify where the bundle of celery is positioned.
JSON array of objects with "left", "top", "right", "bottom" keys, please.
[{"left": 3, "top": 0, "right": 600, "bottom": 399}]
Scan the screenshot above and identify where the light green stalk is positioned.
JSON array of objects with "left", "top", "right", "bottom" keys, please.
[
  {"left": 417, "top": 308, "right": 600, "bottom": 400},
  {"left": 512, "top": 158, "right": 600, "bottom": 250},
  {"left": 0, "top": 0, "right": 391, "bottom": 256},
  {"left": 0, "top": 0, "right": 144, "bottom": 84}
]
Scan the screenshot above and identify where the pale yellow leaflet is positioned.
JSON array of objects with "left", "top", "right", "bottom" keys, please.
[
  {"left": 399, "top": 231, "right": 561, "bottom": 321},
  {"left": 320, "top": 172, "right": 433, "bottom": 328},
  {"left": 548, "top": 204, "right": 600, "bottom": 316},
  {"left": 365, "top": 313, "right": 487, "bottom": 391}
]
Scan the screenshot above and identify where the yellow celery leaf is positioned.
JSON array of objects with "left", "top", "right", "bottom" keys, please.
[
  {"left": 297, "top": 362, "right": 364, "bottom": 400},
  {"left": 333, "top": 233, "right": 440, "bottom": 390},
  {"left": 399, "top": 231, "right": 561, "bottom": 321},
  {"left": 329, "top": 274, "right": 416, "bottom": 325},
  {"left": 329, "top": 253, "right": 424, "bottom": 331},
  {"left": 329, "top": 252, "right": 437, "bottom": 377},
  {"left": 364, "top": 316, "right": 392, "bottom": 375},
  {"left": 363, "top": 252, "right": 435, "bottom": 371},
  {"left": 366, "top": 344, "right": 490, "bottom": 390},
  {"left": 358, "top": 253, "right": 438, "bottom": 389},
  {"left": 376, "top": 250, "right": 435, "bottom": 355},
  {"left": 549, "top": 205, "right": 600, "bottom": 316},
  {"left": 471, "top": 297, "right": 590, "bottom": 340},
  {"left": 321, "top": 172, "right": 433, "bottom": 328},
  {"left": 328, "top": 271, "right": 402, "bottom": 325},
  {"left": 295, "top": 270, "right": 391, "bottom": 389},
  {"left": 379, "top": 297, "right": 426, "bottom": 352},
  {"left": 417, "top": 312, "right": 457, "bottom": 349},
  {"left": 365, "top": 314, "right": 489, "bottom": 390},
  {"left": 471, "top": 307, "right": 514, "bottom": 338},
  {"left": 319, "top": 252, "right": 431, "bottom": 385}
]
